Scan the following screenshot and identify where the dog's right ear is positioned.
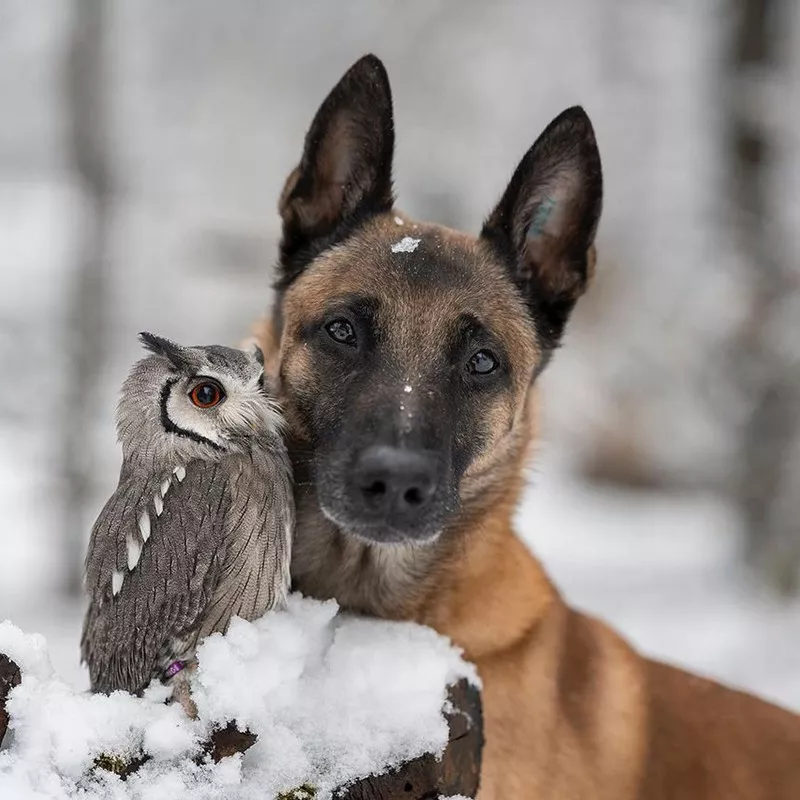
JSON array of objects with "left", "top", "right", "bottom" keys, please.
[
  {"left": 277, "top": 54, "right": 395, "bottom": 285},
  {"left": 481, "top": 106, "right": 602, "bottom": 355}
]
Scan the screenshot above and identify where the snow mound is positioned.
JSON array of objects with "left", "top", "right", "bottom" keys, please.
[{"left": 0, "top": 595, "right": 478, "bottom": 800}]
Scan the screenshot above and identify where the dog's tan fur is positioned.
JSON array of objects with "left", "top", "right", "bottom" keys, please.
[
  {"left": 254, "top": 224, "right": 800, "bottom": 798},
  {"left": 253, "top": 55, "right": 800, "bottom": 799}
]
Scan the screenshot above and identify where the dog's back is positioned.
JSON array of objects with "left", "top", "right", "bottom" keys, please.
[{"left": 640, "top": 659, "right": 800, "bottom": 798}]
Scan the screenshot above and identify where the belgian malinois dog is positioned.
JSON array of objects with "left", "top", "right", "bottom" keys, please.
[{"left": 252, "top": 55, "right": 800, "bottom": 799}]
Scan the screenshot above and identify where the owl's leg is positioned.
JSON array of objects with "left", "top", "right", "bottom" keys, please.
[
  {"left": 165, "top": 659, "right": 198, "bottom": 719},
  {"left": 171, "top": 672, "right": 198, "bottom": 719}
]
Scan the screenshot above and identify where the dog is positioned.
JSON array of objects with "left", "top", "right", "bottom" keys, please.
[{"left": 251, "top": 54, "right": 800, "bottom": 799}]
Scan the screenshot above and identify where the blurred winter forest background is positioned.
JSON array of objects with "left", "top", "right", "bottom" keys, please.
[{"left": 1, "top": 0, "right": 800, "bottom": 707}]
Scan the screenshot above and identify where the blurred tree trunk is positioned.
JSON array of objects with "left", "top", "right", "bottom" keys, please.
[
  {"left": 725, "top": 0, "right": 800, "bottom": 593},
  {"left": 59, "top": 0, "right": 112, "bottom": 596}
]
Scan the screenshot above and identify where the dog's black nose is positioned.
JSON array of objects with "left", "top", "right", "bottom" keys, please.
[{"left": 353, "top": 445, "right": 438, "bottom": 520}]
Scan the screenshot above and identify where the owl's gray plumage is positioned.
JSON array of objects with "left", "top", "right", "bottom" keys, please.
[{"left": 81, "top": 332, "right": 294, "bottom": 695}]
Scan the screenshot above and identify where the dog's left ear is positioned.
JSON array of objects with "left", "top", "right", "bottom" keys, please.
[
  {"left": 277, "top": 54, "right": 395, "bottom": 284},
  {"left": 481, "top": 106, "right": 602, "bottom": 352}
]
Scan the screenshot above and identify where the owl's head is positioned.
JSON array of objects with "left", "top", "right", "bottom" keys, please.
[{"left": 117, "top": 332, "right": 285, "bottom": 463}]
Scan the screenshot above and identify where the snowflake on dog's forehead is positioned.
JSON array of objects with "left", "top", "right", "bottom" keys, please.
[
  {"left": 387, "top": 225, "right": 436, "bottom": 281},
  {"left": 390, "top": 235, "right": 421, "bottom": 254}
]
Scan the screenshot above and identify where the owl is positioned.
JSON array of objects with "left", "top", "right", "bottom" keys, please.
[{"left": 81, "top": 332, "right": 294, "bottom": 714}]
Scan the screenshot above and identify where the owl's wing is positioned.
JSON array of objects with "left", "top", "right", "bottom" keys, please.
[
  {"left": 81, "top": 460, "right": 231, "bottom": 694},
  {"left": 197, "top": 454, "right": 294, "bottom": 639}
]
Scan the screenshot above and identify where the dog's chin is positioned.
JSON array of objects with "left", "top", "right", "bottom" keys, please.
[{"left": 318, "top": 502, "right": 443, "bottom": 546}]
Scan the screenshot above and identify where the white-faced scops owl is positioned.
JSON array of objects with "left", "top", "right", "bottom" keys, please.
[{"left": 81, "top": 332, "right": 294, "bottom": 710}]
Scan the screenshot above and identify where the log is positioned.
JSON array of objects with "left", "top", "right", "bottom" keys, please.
[
  {"left": 202, "top": 721, "right": 259, "bottom": 764},
  {"left": 90, "top": 722, "right": 259, "bottom": 779},
  {"left": 0, "top": 655, "right": 482, "bottom": 798},
  {"left": 334, "top": 678, "right": 483, "bottom": 800},
  {"left": 0, "top": 652, "right": 21, "bottom": 747}
]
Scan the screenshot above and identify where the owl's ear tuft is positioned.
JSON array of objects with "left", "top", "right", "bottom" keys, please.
[{"left": 138, "top": 332, "right": 191, "bottom": 369}]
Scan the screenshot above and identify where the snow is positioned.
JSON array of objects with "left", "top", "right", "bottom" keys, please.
[
  {"left": 390, "top": 236, "right": 421, "bottom": 253},
  {"left": 0, "top": 624, "right": 53, "bottom": 683},
  {"left": 0, "top": 596, "right": 477, "bottom": 800}
]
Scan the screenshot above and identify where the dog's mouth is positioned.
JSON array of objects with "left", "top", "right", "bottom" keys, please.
[{"left": 318, "top": 501, "right": 445, "bottom": 545}]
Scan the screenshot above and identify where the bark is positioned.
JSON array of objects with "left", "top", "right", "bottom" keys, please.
[{"left": 0, "top": 653, "right": 21, "bottom": 746}]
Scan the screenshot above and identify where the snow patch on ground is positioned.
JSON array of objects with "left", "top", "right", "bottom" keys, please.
[
  {"left": 0, "top": 596, "right": 476, "bottom": 800},
  {"left": 390, "top": 236, "right": 420, "bottom": 253}
]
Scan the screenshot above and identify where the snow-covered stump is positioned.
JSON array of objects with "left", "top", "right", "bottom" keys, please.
[
  {"left": 0, "top": 599, "right": 482, "bottom": 799},
  {"left": 333, "top": 678, "right": 481, "bottom": 800},
  {"left": 0, "top": 653, "right": 21, "bottom": 746}
]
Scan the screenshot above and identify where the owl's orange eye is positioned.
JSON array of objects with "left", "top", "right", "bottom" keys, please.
[{"left": 189, "top": 381, "right": 224, "bottom": 408}]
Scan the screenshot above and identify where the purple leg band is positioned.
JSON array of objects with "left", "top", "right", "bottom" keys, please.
[{"left": 164, "top": 660, "right": 186, "bottom": 679}]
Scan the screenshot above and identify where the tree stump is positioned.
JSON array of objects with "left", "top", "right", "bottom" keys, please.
[
  {"left": 0, "top": 653, "right": 21, "bottom": 747},
  {"left": 0, "top": 654, "right": 482, "bottom": 798},
  {"left": 334, "top": 678, "right": 482, "bottom": 800}
]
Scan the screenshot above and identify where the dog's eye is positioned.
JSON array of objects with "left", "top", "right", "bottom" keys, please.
[
  {"left": 467, "top": 349, "right": 498, "bottom": 375},
  {"left": 325, "top": 319, "right": 357, "bottom": 347}
]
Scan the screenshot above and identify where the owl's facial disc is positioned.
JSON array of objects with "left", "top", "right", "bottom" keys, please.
[{"left": 158, "top": 364, "right": 284, "bottom": 458}]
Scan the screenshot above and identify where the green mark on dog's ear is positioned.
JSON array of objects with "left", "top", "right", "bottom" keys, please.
[{"left": 529, "top": 196, "right": 557, "bottom": 238}]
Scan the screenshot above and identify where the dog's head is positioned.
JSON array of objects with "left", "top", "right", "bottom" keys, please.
[{"left": 273, "top": 55, "right": 601, "bottom": 546}]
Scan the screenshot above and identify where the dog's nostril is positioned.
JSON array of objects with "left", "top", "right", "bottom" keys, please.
[
  {"left": 365, "top": 480, "right": 387, "bottom": 498},
  {"left": 403, "top": 487, "right": 424, "bottom": 506}
]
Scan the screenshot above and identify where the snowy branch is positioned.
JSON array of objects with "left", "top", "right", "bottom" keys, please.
[
  {"left": 0, "top": 601, "right": 482, "bottom": 799},
  {"left": 335, "top": 678, "right": 481, "bottom": 800},
  {"left": 0, "top": 654, "right": 480, "bottom": 799}
]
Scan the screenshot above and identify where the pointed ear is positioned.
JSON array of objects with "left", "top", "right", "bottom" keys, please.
[
  {"left": 277, "top": 54, "right": 395, "bottom": 284},
  {"left": 138, "top": 332, "right": 192, "bottom": 369},
  {"left": 481, "top": 106, "right": 602, "bottom": 353}
]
